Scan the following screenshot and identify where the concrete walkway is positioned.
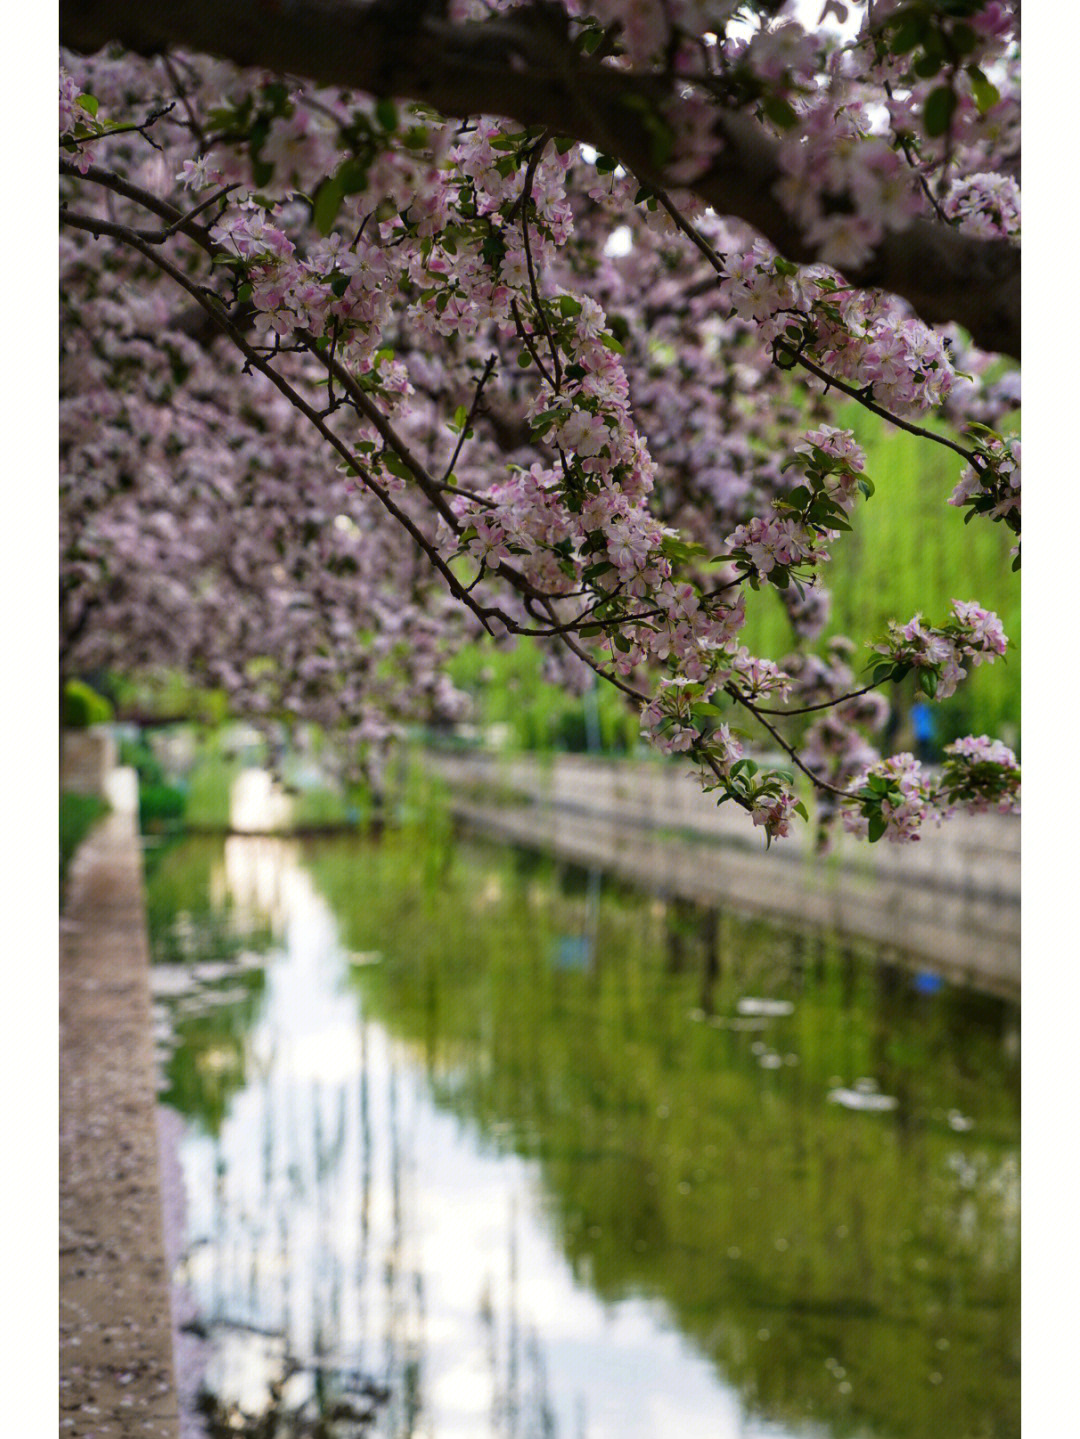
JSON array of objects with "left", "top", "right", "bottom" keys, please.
[{"left": 60, "top": 770, "right": 179, "bottom": 1438}]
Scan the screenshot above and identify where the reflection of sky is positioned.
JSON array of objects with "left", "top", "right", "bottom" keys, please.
[{"left": 172, "top": 836, "right": 821, "bottom": 1439}]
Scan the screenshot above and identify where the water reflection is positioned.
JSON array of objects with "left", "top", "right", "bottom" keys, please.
[{"left": 149, "top": 830, "right": 1019, "bottom": 1439}]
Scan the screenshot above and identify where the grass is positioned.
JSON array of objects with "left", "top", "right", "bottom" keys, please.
[{"left": 60, "top": 791, "right": 109, "bottom": 895}]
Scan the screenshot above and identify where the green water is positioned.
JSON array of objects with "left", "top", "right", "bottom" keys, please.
[{"left": 148, "top": 827, "right": 1019, "bottom": 1439}]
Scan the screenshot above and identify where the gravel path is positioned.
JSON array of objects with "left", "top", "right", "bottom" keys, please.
[{"left": 60, "top": 791, "right": 180, "bottom": 1438}]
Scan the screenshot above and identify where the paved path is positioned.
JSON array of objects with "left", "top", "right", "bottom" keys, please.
[{"left": 60, "top": 772, "right": 179, "bottom": 1438}]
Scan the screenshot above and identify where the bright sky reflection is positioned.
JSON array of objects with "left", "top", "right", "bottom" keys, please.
[{"left": 169, "top": 836, "right": 818, "bottom": 1439}]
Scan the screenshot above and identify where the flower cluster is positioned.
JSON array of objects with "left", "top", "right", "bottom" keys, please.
[
  {"left": 842, "top": 752, "right": 935, "bottom": 843},
  {"left": 776, "top": 105, "right": 920, "bottom": 270},
  {"left": 842, "top": 731, "right": 1019, "bottom": 843},
  {"left": 936, "top": 735, "right": 1020, "bottom": 816},
  {"left": 949, "top": 431, "right": 1020, "bottom": 548},
  {"left": 724, "top": 425, "right": 871, "bottom": 592},
  {"left": 943, "top": 172, "right": 1021, "bottom": 241},
  {"left": 869, "top": 600, "right": 1007, "bottom": 701},
  {"left": 717, "top": 245, "right": 956, "bottom": 418},
  {"left": 640, "top": 677, "right": 807, "bottom": 842}
]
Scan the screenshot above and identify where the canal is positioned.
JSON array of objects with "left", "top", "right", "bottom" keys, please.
[{"left": 146, "top": 823, "right": 1019, "bottom": 1439}]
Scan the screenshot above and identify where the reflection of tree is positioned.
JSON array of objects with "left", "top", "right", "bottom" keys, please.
[
  {"left": 146, "top": 837, "right": 273, "bottom": 1132},
  {"left": 158, "top": 983, "right": 265, "bottom": 1135},
  {"left": 305, "top": 830, "right": 1020, "bottom": 1439},
  {"left": 145, "top": 836, "right": 274, "bottom": 966}
]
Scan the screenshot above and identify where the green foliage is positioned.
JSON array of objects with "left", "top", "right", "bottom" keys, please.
[
  {"left": 118, "top": 730, "right": 190, "bottom": 832},
  {"left": 139, "top": 782, "right": 186, "bottom": 831},
  {"left": 447, "top": 637, "right": 641, "bottom": 754},
  {"left": 739, "top": 402, "right": 1021, "bottom": 746},
  {"left": 184, "top": 737, "right": 241, "bottom": 828},
  {"left": 109, "top": 668, "right": 232, "bottom": 726},
  {"left": 289, "top": 784, "right": 350, "bottom": 828},
  {"left": 62, "top": 678, "right": 114, "bottom": 728},
  {"left": 59, "top": 790, "right": 109, "bottom": 892},
  {"left": 118, "top": 732, "right": 165, "bottom": 786}
]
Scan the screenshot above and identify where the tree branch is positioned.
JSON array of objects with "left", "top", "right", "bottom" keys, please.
[{"left": 62, "top": 0, "right": 1019, "bottom": 357}]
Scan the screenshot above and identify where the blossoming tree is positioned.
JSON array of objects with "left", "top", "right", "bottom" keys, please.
[{"left": 59, "top": 0, "right": 1020, "bottom": 842}]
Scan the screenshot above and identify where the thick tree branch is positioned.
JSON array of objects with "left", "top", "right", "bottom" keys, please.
[{"left": 62, "top": 0, "right": 1019, "bottom": 357}]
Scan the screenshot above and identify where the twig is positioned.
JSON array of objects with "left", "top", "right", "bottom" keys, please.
[
  {"left": 725, "top": 685, "right": 850, "bottom": 798},
  {"left": 61, "top": 158, "right": 218, "bottom": 254},
  {"left": 773, "top": 341, "right": 978, "bottom": 464},
  {"left": 749, "top": 680, "right": 880, "bottom": 716},
  {"left": 440, "top": 353, "right": 498, "bottom": 485}
]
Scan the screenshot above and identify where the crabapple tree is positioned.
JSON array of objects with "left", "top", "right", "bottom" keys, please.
[{"left": 59, "top": 0, "right": 1021, "bottom": 842}]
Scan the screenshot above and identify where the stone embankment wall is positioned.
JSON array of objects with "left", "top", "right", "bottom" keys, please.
[
  {"left": 60, "top": 767, "right": 180, "bottom": 1438},
  {"left": 61, "top": 727, "right": 117, "bottom": 799},
  {"left": 426, "top": 750, "right": 1020, "bottom": 999}
]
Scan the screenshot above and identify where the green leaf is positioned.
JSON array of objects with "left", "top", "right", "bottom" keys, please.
[
  {"left": 762, "top": 95, "right": 798, "bottom": 130},
  {"left": 868, "top": 814, "right": 888, "bottom": 843},
  {"left": 312, "top": 175, "right": 345, "bottom": 235},
  {"left": 600, "top": 332, "right": 625, "bottom": 354},
  {"left": 793, "top": 800, "right": 809, "bottom": 821},
  {"left": 889, "top": 17, "right": 925, "bottom": 54},
  {"left": 382, "top": 451, "right": 412, "bottom": 481},
  {"left": 375, "top": 99, "right": 398, "bottom": 132},
  {"left": 967, "top": 65, "right": 1000, "bottom": 114},
  {"left": 337, "top": 158, "right": 369, "bottom": 195},
  {"left": 557, "top": 295, "right": 583, "bottom": 318},
  {"left": 76, "top": 93, "right": 99, "bottom": 117},
  {"left": 924, "top": 85, "right": 957, "bottom": 137},
  {"left": 858, "top": 475, "right": 875, "bottom": 498}
]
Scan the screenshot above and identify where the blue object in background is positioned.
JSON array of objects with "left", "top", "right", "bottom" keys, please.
[
  {"left": 913, "top": 970, "right": 945, "bottom": 995},
  {"left": 911, "top": 702, "right": 935, "bottom": 742},
  {"left": 552, "top": 935, "right": 592, "bottom": 971},
  {"left": 911, "top": 701, "right": 937, "bottom": 762}
]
